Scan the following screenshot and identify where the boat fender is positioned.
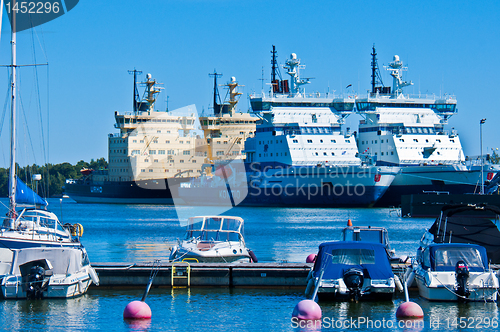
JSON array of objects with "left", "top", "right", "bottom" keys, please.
[
  {"left": 248, "top": 250, "right": 258, "bottom": 263},
  {"left": 305, "top": 277, "right": 315, "bottom": 296},
  {"left": 72, "top": 223, "right": 84, "bottom": 237},
  {"left": 89, "top": 267, "right": 100, "bottom": 286},
  {"left": 306, "top": 269, "right": 313, "bottom": 282},
  {"left": 406, "top": 271, "right": 415, "bottom": 288},
  {"left": 394, "top": 275, "right": 404, "bottom": 292},
  {"left": 169, "top": 246, "right": 178, "bottom": 262}
]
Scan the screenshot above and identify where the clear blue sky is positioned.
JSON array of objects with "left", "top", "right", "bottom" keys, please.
[{"left": 0, "top": 0, "right": 499, "bottom": 167}]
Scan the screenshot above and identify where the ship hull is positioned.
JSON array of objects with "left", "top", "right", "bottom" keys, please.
[
  {"left": 375, "top": 165, "right": 498, "bottom": 207},
  {"left": 64, "top": 178, "right": 188, "bottom": 204},
  {"left": 175, "top": 166, "right": 398, "bottom": 208}
]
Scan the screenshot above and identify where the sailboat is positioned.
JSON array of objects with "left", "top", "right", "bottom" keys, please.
[{"left": 0, "top": 1, "right": 99, "bottom": 298}]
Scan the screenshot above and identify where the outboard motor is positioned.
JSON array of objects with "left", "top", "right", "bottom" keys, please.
[
  {"left": 455, "top": 260, "right": 470, "bottom": 300},
  {"left": 343, "top": 268, "right": 364, "bottom": 301},
  {"left": 26, "top": 265, "right": 49, "bottom": 299}
]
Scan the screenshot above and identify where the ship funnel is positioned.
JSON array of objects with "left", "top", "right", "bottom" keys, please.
[
  {"left": 231, "top": 76, "right": 236, "bottom": 82},
  {"left": 291, "top": 53, "right": 297, "bottom": 59},
  {"left": 393, "top": 55, "right": 400, "bottom": 62}
]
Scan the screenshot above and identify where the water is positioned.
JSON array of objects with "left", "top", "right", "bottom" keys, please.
[{"left": 1, "top": 198, "right": 499, "bottom": 331}]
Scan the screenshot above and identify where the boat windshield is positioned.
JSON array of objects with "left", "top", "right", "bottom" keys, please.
[
  {"left": 330, "top": 248, "right": 376, "bottom": 265},
  {"left": 432, "top": 247, "right": 485, "bottom": 272}
]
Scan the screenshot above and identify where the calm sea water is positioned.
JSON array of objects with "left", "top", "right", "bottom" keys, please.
[{"left": 1, "top": 198, "right": 499, "bottom": 331}]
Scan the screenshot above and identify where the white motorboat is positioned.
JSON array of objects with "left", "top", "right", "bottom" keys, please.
[
  {"left": 413, "top": 243, "right": 498, "bottom": 301},
  {"left": 305, "top": 241, "right": 396, "bottom": 301},
  {"left": 169, "top": 216, "right": 256, "bottom": 263},
  {"left": 0, "top": 247, "right": 99, "bottom": 299}
]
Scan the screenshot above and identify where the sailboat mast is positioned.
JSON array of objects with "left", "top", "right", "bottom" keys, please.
[{"left": 9, "top": 2, "right": 17, "bottom": 217}]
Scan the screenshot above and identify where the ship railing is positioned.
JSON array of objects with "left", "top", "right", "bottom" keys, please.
[
  {"left": 362, "top": 92, "right": 456, "bottom": 102},
  {"left": 251, "top": 91, "right": 352, "bottom": 100},
  {"left": 399, "top": 160, "right": 462, "bottom": 166}
]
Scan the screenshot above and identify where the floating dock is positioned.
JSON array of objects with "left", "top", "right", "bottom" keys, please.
[{"left": 91, "top": 262, "right": 410, "bottom": 288}]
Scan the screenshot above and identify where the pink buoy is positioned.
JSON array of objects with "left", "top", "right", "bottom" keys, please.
[
  {"left": 123, "top": 300, "right": 152, "bottom": 319},
  {"left": 292, "top": 299, "right": 322, "bottom": 320},
  {"left": 306, "top": 254, "right": 317, "bottom": 263},
  {"left": 396, "top": 301, "right": 424, "bottom": 318}
]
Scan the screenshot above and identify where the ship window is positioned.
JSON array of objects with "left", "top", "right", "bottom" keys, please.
[
  {"left": 331, "top": 152, "right": 335, "bottom": 156},
  {"left": 157, "top": 130, "right": 161, "bottom": 133},
  {"left": 224, "top": 141, "right": 228, "bottom": 144},
  {"left": 145, "top": 159, "right": 149, "bottom": 162},
  {"left": 192, "top": 160, "right": 197, "bottom": 163},
  {"left": 140, "top": 140, "right": 144, "bottom": 143},
  {"left": 159, "top": 150, "right": 165, "bottom": 155},
  {"left": 315, "top": 152, "right": 319, "bottom": 156},
  {"left": 450, "top": 139, "right": 455, "bottom": 143},
  {"left": 141, "top": 169, "right": 145, "bottom": 172},
  {"left": 307, "top": 140, "right": 313, "bottom": 143},
  {"left": 331, "top": 140, "right": 336, "bottom": 143},
  {"left": 186, "top": 141, "right": 190, "bottom": 144},
  {"left": 437, "top": 152, "right": 441, "bottom": 155},
  {"left": 437, "top": 139, "right": 441, "bottom": 143},
  {"left": 154, "top": 159, "right": 158, "bottom": 163},
  {"left": 149, "top": 169, "right": 153, "bottom": 172},
  {"left": 180, "top": 141, "right": 184, "bottom": 144},
  {"left": 374, "top": 140, "right": 377, "bottom": 144},
  {"left": 259, "top": 154, "right": 261, "bottom": 157},
  {"left": 133, "top": 140, "right": 137, "bottom": 143},
  {"left": 180, "top": 160, "right": 184, "bottom": 163},
  {"left": 413, "top": 139, "right": 418, "bottom": 142},
  {"left": 381, "top": 152, "right": 384, "bottom": 156},
  {"left": 285, "top": 152, "right": 287, "bottom": 156},
  {"left": 426, "top": 139, "right": 429, "bottom": 143},
  {"left": 132, "top": 150, "right": 140, "bottom": 155},
  {"left": 375, "top": 153, "right": 377, "bottom": 156},
  {"left": 183, "top": 150, "right": 191, "bottom": 155},
  {"left": 166, "top": 140, "right": 170, "bottom": 144},
  {"left": 320, "top": 140, "right": 323, "bottom": 143},
  {"left": 417, "top": 128, "right": 422, "bottom": 134},
  {"left": 323, "top": 152, "right": 327, "bottom": 156},
  {"left": 149, "top": 150, "right": 156, "bottom": 154},
  {"left": 293, "top": 140, "right": 298, "bottom": 143},
  {"left": 399, "top": 139, "right": 404, "bottom": 142},
  {"left": 391, "top": 152, "right": 394, "bottom": 155},
  {"left": 217, "top": 141, "right": 221, "bottom": 144},
  {"left": 271, "top": 153, "right": 273, "bottom": 156}
]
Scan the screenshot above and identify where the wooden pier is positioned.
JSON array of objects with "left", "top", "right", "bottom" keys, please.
[{"left": 91, "top": 262, "right": 412, "bottom": 288}]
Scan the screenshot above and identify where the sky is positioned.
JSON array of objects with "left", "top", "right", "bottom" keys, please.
[{"left": 0, "top": 0, "right": 499, "bottom": 167}]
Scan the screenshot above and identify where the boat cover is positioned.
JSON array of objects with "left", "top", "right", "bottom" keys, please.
[
  {"left": 429, "top": 204, "right": 500, "bottom": 264},
  {"left": 11, "top": 248, "right": 83, "bottom": 275},
  {"left": 313, "top": 241, "right": 393, "bottom": 280},
  {"left": 15, "top": 177, "right": 48, "bottom": 207},
  {"left": 423, "top": 243, "right": 488, "bottom": 272}
]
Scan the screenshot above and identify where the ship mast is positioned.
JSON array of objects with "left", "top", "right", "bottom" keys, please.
[
  {"left": 370, "top": 44, "right": 384, "bottom": 94},
  {"left": 8, "top": 0, "right": 17, "bottom": 218},
  {"left": 209, "top": 70, "right": 223, "bottom": 116},
  {"left": 129, "top": 69, "right": 142, "bottom": 114}
]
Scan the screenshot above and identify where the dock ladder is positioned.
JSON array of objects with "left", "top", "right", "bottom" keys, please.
[{"left": 171, "top": 259, "right": 197, "bottom": 288}]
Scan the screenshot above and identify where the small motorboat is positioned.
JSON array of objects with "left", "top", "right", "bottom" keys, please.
[
  {"left": 169, "top": 216, "right": 256, "bottom": 263},
  {"left": 305, "top": 241, "right": 396, "bottom": 301},
  {"left": 0, "top": 247, "right": 99, "bottom": 299},
  {"left": 413, "top": 243, "right": 498, "bottom": 301}
]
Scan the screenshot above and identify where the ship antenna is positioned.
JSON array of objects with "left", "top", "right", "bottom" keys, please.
[
  {"left": 370, "top": 44, "right": 384, "bottom": 94},
  {"left": 209, "top": 70, "right": 223, "bottom": 116},
  {"left": 129, "top": 69, "right": 142, "bottom": 114}
]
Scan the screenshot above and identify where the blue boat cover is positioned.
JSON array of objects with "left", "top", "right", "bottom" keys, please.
[
  {"left": 425, "top": 243, "right": 488, "bottom": 273},
  {"left": 313, "top": 241, "right": 393, "bottom": 280},
  {"left": 15, "top": 177, "right": 48, "bottom": 207}
]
